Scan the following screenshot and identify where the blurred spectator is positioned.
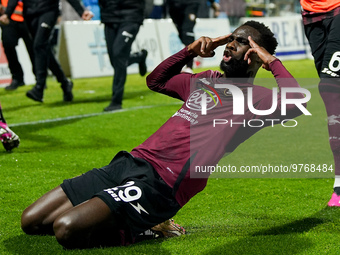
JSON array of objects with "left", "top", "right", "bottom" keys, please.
[
  {"left": 82, "top": 0, "right": 100, "bottom": 20},
  {"left": 219, "top": 0, "right": 246, "bottom": 28},
  {"left": 0, "top": 0, "right": 94, "bottom": 103},
  {"left": 197, "top": 0, "right": 221, "bottom": 18},
  {"left": 61, "top": 0, "right": 100, "bottom": 21},
  {"left": 60, "top": 0, "right": 82, "bottom": 21},
  {"left": 167, "top": 0, "right": 200, "bottom": 73},
  {"left": 148, "top": 0, "right": 165, "bottom": 19},
  {"left": 99, "top": 0, "right": 148, "bottom": 112},
  {"left": 0, "top": 0, "right": 35, "bottom": 91}
]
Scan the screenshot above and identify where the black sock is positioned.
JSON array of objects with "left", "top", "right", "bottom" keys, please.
[
  {"left": 0, "top": 106, "right": 6, "bottom": 123},
  {"left": 334, "top": 187, "right": 340, "bottom": 196}
]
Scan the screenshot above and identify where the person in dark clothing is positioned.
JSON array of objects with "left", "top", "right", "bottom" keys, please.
[
  {"left": 167, "top": 0, "right": 200, "bottom": 73},
  {"left": 0, "top": 0, "right": 34, "bottom": 91},
  {"left": 0, "top": 0, "right": 93, "bottom": 102},
  {"left": 99, "top": 0, "right": 148, "bottom": 112},
  {"left": 197, "top": 0, "right": 220, "bottom": 18},
  {"left": 301, "top": 0, "right": 340, "bottom": 206},
  {"left": 17, "top": 21, "right": 307, "bottom": 249}
]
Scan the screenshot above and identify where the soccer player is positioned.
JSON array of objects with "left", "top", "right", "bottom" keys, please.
[
  {"left": 19, "top": 21, "right": 307, "bottom": 249},
  {"left": 0, "top": 102, "right": 20, "bottom": 151},
  {"left": 300, "top": 0, "right": 340, "bottom": 206}
]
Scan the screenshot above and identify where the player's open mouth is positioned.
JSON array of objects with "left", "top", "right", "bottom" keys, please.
[{"left": 223, "top": 51, "right": 232, "bottom": 62}]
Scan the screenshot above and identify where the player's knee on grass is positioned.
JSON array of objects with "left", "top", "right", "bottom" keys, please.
[
  {"left": 53, "top": 215, "right": 123, "bottom": 249},
  {"left": 21, "top": 209, "right": 37, "bottom": 235},
  {"left": 21, "top": 207, "right": 53, "bottom": 235},
  {"left": 53, "top": 215, "right": 84, "bottom": 249}
]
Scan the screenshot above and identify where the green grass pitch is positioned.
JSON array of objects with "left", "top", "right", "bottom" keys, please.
[{"left": 1, "top": 59, "right": 340, "bottom": 254}]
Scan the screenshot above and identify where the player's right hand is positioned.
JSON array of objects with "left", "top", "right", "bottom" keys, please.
[
  {"left": 244, "top": 36, "right": 276, "bottom": 71},
  {"left": 187, "top": 34, "right": 232, "bottom": 58}
]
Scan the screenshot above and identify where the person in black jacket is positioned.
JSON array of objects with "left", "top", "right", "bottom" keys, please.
[
  {"left": 0, "top": 0, "right": 93, "bottom": 103},
  {"left": 99, "top": 0, "right": 148, "bottom": 112},
  {"left": 167, "top": 0, "right": 200, "bottom": 73},
  {"left": 0, "top": 0, "right": 35, "bottom": 91}
]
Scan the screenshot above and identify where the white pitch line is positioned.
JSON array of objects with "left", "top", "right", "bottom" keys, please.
[
  {"left": 9, "top": 102, "right": 182, "bottom": 127},
  {"left": 7, "top": 83, "right": 320, "bottom": 128}
]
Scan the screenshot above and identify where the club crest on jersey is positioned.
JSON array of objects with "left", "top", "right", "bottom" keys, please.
[
  {"left": 186, "top": 89, "right": 219, "bottom": 112},
  {"left": 186, "top": 79, "right": 222, "bottom": 113}
]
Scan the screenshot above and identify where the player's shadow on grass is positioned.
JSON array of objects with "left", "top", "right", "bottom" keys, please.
[
  {"left": 3, "top": 234, "right": 172, "bottom": 255},
  {"left": 206, "top": 234, "right": 313, "bottom": 254},
  {"left": 201, "top": 206, "right": 338, "bottom": 255},
  {"left": 1, "top": 103, "right": 44, "bottom": 114},
  {"left": 47, "top": 94, "right": 111, "bottom": 107},
  {"left": 252, "top": 206, "right": 340, "bottom": 236},
  {"left": 46, "top": 89, "right": 155, "bottom": 107},
  {"left": 3, "top": 234, "right": 62, "bottom": 255},
  {"left": 251, "top": 217, "right": 324, "bottom": 236}
]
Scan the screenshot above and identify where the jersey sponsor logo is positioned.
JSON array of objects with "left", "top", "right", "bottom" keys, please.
[
  {"left": 328, "top": 115, "right": 340, "bottom": 126},
  {"left": 129, "top": 202, "right": 149, "bottom": 215},
  {"left": 166, "top": 167, "right": 174, "bottom": 174},
  {"left": 321, "top": 67, "right": 339, "bottom": 78}
]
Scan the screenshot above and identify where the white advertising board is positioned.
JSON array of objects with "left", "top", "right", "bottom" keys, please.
[
  {"left": 60, "top": 17, "right": 311, "bottom": 79},
  {"left": 156, "top": 18, "right": 231, "bottom": 68},
  {"left": 60, "top": 20, "right": 161, "bottom": 78}
]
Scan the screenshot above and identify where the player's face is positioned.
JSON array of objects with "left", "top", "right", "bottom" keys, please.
[{"left": 220, "top": 25, "right": 261, "bottom": 77}]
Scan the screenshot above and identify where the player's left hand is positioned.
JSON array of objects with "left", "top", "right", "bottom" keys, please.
[{"left": 244, "top": 36, "right": 276, "bottom": 71}]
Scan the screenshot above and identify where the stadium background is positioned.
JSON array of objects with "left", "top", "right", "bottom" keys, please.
[{"left": 0, "top": 0, "right": 310, "bottom": 86}]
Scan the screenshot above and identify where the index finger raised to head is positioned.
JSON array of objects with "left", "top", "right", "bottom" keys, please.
[
  {"left": 248, "top": 36, "right": 260, "bottom": 48},
  {"left": 212, "top": 33, "right": 232, "bottom": 47}
]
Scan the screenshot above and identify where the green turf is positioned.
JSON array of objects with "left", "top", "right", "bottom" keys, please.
[{"left": 1, "top": 59, "right": 340, "bottom": 254}]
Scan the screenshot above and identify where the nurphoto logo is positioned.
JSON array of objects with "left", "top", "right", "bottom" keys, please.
[{"left": 201, "top": 84, "right": 311, "bottom": 116}]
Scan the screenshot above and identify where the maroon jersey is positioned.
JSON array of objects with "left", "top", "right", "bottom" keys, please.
[{"left": 131, "top": 47, "right": 306, "bottom": 207}]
